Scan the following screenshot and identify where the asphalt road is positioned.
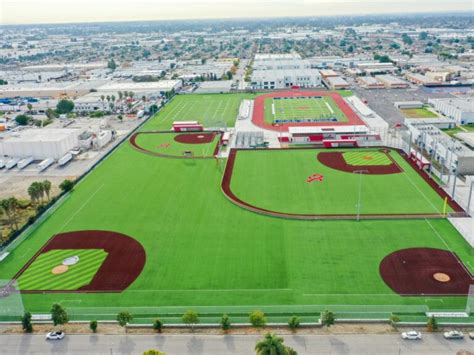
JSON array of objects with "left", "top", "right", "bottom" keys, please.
[{"left": 1, "top": 333, "right": 472, "bottom": 354}]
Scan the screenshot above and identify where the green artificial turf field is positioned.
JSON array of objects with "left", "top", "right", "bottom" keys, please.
[
  {"left": 342, "top": 151, "right": 393, "bottom": 166},
  {"left": 132, "top": 131, "right": 220, "bottom": 158},
  {"left": 264, "top": 96, "right": 348, "bottom": 124},
  {"left": 400, "top": 107, "right": 439, "bottom": 118},
  {"left": 17, "top": 249, "right": 107, "bottom": 291},
  {"left": 229, "top": 148, "right": 451, "bottom": 216},
  {"left": 143, "top": 93, "right": 255, "bottom": 130},
  {"left": 0, "top": 93, "right": 472, "bottom": 322}
]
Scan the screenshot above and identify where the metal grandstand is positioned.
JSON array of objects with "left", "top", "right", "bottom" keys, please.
[{"left": 235, "top": 131, "right": 265, "bottom": 149}]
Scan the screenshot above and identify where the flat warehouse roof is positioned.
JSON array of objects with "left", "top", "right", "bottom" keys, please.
[{"left": 2, "top": 128, "right": 80, "bottom": 143}]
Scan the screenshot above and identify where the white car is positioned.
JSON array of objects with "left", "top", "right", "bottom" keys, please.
[
  {"left": 401, "top": 331, "right": 422, "bottom": 340},
  {"left": 45, "top": 331, "right": 65, "bottom": 340},
  {"left": 443, "top": 330, "right": 464, "bottom": 339}
]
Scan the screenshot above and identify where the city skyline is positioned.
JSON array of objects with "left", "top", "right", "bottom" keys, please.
[{"left": 1, "top": 0, "right": 472, "bottom": 25}]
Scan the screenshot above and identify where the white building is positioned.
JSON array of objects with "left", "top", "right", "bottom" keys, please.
[
  {"left": 251, "top": 69, "right": 321, "bottom": 90},
  {"left": 375, "top": 75, "right": 409, "bottom": 89},
  {"left": 194, "top": 81, "right": 233, "bottom": 94},
  {"left": 428, "top": 98, "right": 474, "bottom": 125},
  {"left": 325, "top": 76, "right": 350, "bottom": 90},
  {"left": 96, "top": 80, "right": 182, "bottom": 97},
  {"left": 74, "top": 92, "right": 111, "bottom": 113},
  {"left": 0, "top": 128, "right": 81, "bottom": 160}
]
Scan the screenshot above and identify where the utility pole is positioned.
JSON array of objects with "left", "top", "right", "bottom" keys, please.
[
  {"left": 354, "top": 170, "right": 369, "bottom": 221},
  {"left": 451, "top": 170, "right": 457, "bottom": 200},
  {"left": 467, "top": 180, "right": 474, "bottom": 214}
]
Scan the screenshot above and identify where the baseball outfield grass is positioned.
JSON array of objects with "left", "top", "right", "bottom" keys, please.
[
  {"left": 131, "top": 131, "right": 220, "bottom": 158},
  {"left": 228, "top": 148, "right": 452, "bottom": 215},
  {"left": 0, "top": 94, "right": 472, "bottom": 322}
]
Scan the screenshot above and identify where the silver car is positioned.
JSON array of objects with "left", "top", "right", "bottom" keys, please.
[
  {"left": 401, "top": 331, "right": 422, "bottom": 340},
  {"left": 45, "top": 331, "right": 65, "bottom": 340},
  {"left": 443, "top": 330, "right": 464, "bottom": 339}
]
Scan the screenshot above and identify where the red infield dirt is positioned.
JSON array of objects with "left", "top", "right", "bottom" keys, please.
[
  {"left": 317, "top": 150, "right": 402, "bottom": 175},
  {"left": 252, "top": 91, "right": 366, "bottom": 131},
  {"left": 174, "top": 132, "right": 217, "bottom": 144},
  {"left": 379, "top": 247, "right": 473, "bottom": 296},
  {"left": 14, "top": 230, "right": 146, "bottom": 293}
]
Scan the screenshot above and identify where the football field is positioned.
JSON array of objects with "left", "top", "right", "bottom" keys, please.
[{"left": 265, "top": 96, "right": 349, "bottom": 124}]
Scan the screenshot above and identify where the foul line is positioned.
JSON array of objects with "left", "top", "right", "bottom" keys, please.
[
  {"left": 425, "top": 218, "right": 474, "bottom": 278},
  {"left": 58, "top": 184, "right": 105, "bottom": 233},
  {"left": 401, "top": 164, "right": 442, "bottom": 214}
]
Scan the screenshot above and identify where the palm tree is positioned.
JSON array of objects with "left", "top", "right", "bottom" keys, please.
[
  {"left": 106, "top": 95, "right": 111, "bottom": 102},
  {"left": 0, "top": 197, "right": 20, "bottom": 231},
  {"left": 118, "top": 91, "right": 123, "bottom": 100},
  {"left": 100, "top": 95, "right": 105, "bottom": 102},
  {"left": 27, "top": 184, "right": 39, "bottom": 206},
  {"left": 111, "top": 95, "right": 116, "bottom": 103},
  {"left": 255, "top": 333, "right": 291, "bottom": 355},
  {"left": 42, "top": 180, "right": 52, "bottom": 201}
]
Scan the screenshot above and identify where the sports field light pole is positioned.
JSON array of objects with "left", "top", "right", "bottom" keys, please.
[
  {"left": 467, "top": 180, "right": 474, "bottom": 214},
  {"left": 354, "top": 169, "right": 369, "bottom": 222}
]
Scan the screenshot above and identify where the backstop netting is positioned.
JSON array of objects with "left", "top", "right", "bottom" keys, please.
[{"left": 0, "top": 280, "right": 25, "bottom": 321}]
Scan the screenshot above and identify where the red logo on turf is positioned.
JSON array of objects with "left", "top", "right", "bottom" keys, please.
[{"left": 307, "top": 174, "right": 324, "bottom": 183}]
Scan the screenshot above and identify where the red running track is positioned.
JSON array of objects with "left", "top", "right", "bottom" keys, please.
[{"left": 252, "top": 91, "right": 366, "bottom": 131}]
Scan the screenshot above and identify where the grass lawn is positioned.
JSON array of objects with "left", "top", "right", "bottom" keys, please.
[
  {"left": 143, "top": 93, "right": 255, "bottom": 130},
  {"left": 264, "top": 96, "right": 349, "bottom": 124},
  {"left": 229, "top": 148, "right": 451, "bottom": 215},
  {"left": 132, "top": 131, "right": 220, "bottom": 158},
  {"left": 17, "top": 249, "right": 107, "bottom": 291},
  {"left": 400, "top": 107, "right": 439, "bottom": 118},
  {"left": 443, "top": 125, "right": 474, "bottom": 137},
  {"left": 0, "top": 98, "right": 472, "bottom": 321}
]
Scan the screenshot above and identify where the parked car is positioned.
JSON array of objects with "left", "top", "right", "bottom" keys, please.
[
  {"left": 443, "top": 330, "right": 464, "bottom": 339},
  {"left": 45, "top": 331, "right": 65, "bottom": 340},
  {"left": 469, "top": 332, "right": 474, "bottom": 340},
  {"left": 401, "top": 331, "right": 422, "bottom": 340}
]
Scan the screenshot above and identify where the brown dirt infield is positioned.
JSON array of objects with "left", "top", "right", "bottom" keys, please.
[
  {"left": 174, "top": 132, "right": 216, "bottom": 144},
  {"left": 317, "top": 149, "right": 403, "bottom": 175},
  {"left": 14, "top": 230, "right": 146, "bottom": 293},
  {"left": 379, "top": 247, "right": 473, "bottom": 296}
]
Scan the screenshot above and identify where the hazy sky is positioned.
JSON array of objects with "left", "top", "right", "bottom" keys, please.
[{"left": 1, "top": 0, "right": 472, "bottom": 25}]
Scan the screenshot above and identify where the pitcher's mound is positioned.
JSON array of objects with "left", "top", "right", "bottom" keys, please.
[
  {"left": 433, "top": 272, "right": 451, "bottom": 283},
  {"left": 52, "top": 265, "right": 69, "bottom": 275}
]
